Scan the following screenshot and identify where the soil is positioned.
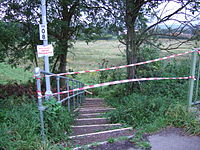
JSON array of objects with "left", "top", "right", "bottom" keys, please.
[
  {"left": 71, "top": 129, "right": 135, "bottom": 146},
  {"left": 89, "top": 140, "right": 143, "bottom": 150}
]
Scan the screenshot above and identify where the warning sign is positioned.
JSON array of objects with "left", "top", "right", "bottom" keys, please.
[{"left": 37, "top": 44, "right": 54, "bottom": 57}]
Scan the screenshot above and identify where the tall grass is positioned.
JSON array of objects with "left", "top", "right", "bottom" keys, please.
[
  {"left": 0, "top": 97, "right": 74, "bottom": 149},
  {"left": 0, "top": 63, "right": 32, "bottom": 84},
  {"left": 99, "top": 46, "right": 200, "bottom": 135},
  {"left": 0, "top": 97, "right": 42, "bottom": 149}
]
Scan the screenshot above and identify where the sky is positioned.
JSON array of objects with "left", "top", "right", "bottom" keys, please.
[{"left": 154, "top": 1, "right": 200, "bottom": 26}]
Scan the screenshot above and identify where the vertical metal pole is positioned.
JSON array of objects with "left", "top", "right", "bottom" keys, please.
[
  {"left": 80, "top": 83, "right": 83, "bottom": 105},
  {"left": 75, "top": 81, "right": 78, "bottom": 107},
  {"left": 80, "top": 83, "right": 82, "bottom": 104},
  {"left": 194, "top": 54, "right": 200, "bottom": 103},
  {"left": 188, "top": 50, "right": 197, "bottom": 109},
  {"left": 66, "top": 79, "right": 70, "bottom": 112},
  {"left": 78, "top": 82, "right": 81, "bottom": 105},
  {"left": 72, "top": 80, "right": 76, "bottom": 109},
  {"left": 82, "top": 83, "right": 85, "bottom": 103},
  {"left": 56, "top": 76, "right": 61, "bottom": 101},
  {"left": 41, "top": 0, "right": 52, "bottom": 99},
  {"left": 34, "top": 67, "right": 45, "bottom": 143}
]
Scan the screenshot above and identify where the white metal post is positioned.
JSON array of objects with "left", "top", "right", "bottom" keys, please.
[
  {"left": 34, "top": 67, "right": 46, "bottom": 143},
  {"left": 41, "top": 0, "right": 52, "bottom": 98},
  {"left": 188, "top": 50, "right": 197, "bottom": 109}
]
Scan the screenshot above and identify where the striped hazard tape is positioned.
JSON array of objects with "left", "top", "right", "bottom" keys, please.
[
  {"left": 47, "top": 50, "right": 195, "bottom": 77},
  {"left": 38, "top": 76, "right": 194, "bottom": 98}
]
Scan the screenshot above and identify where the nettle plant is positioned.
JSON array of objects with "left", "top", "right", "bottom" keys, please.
[{"left": 43, "top": 98, "right": 73, "bottom": 142}]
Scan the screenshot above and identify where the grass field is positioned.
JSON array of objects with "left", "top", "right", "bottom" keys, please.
[
  {"left": 0, "top": 39, "right": 197, "bottom": 84},
  {"left": 69, "top": 39, "right": 196, "bottom": 71},
  {"left": 68, "top": 40, "right": 126, "bottom": 71},
  {"left": 0, "top": 63, "right": 33, "bottom": 84},
  {"left": 159, "top": 38, "right": 199, "bottom": 49}
]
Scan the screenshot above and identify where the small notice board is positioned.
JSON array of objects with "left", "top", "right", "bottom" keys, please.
[{"left": 37, "top": 44, "right": 54, "bottom": 57}]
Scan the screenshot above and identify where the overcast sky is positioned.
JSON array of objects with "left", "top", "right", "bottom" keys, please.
[{"left": 154, "top": 1, "right": 200, "bottom": 26}]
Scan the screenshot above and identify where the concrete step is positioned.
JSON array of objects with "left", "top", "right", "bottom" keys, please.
[
  {"left": 81, "top": 104, "right": 107, "bottom": 107},
  {"left": 83, "top": 99, "right": 105, "bottom": 104},
  {"left": 75, "top": 118, "right": 108, "bottom": 125},
  {"left": 71, "top": 123, "right": 122, "bottom": 135},
  {"left": 78, "top": 113, "right": 104, "bottom": 118},
  {"left": 82, "top": 102, "right": 105, "bottom": 106},
  {"left": 69, "top": 127, "right": 134, "bottom": 146},
  {"left": 79, "top": 108, "right": 115, "bottom": 114},
  {"left": 85, "top": 98, "right": 104, "bottom": 101},
  {"left": 81, "top": 106, "right": 107, "bottom": 109},
  {"left": 80, "top": 107, "right": 112, "bottom": 110}
]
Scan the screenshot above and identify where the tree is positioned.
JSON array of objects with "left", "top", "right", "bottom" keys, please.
[
  {"left": 0, "top": 21, "right": 19, "bottom": 63},
  {"left": 0, "top": 20, "right": 39, "bottom": 69},
  {"left": 0, "top": 0, "right": 106, "bottom": 72},
  {"left": 103, "top": 0, "right": 200, "bottom": 89},
  {"left": 0, "top": 1, "right": 43, "bottom": 68},
  {"left": 1, "top": 0, "right": 199, "bottom": 89}
]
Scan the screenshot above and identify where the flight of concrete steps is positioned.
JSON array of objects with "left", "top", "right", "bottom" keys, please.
[{"left": 69, "top": 98, "right": 134, "bottom": 148}]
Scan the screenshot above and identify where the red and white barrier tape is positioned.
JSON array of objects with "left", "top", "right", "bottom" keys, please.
[
  {"left": 194, "top": 48, "right": 200, "bottom": 52},
  {"left": 38, "top": 76, "right": 194, "bottom": 98},
  {"left": 47, "top": 50, "right": 195, "bottom": 77}
]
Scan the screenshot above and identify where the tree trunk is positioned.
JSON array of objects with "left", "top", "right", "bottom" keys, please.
[
  {"left": 126, "top": 35, "right": 138, "bottom": 91},
  {"left": 125, "top": 0, "right": 142, "bottom": 91},
  {"left": 126, "top": 22, "right": 138, "bottom": 80},
  {"left": 59, "top": 53, "right": 67, "bottom": 73},
  {"left": 51, "top": 55, "right": 60, "bottom": 73},
  {"left": 58, "top": 44, "right": 68, "bottom": 88},
  {"left": 126, "top": 50, "right": 137, "bottom": 79}
]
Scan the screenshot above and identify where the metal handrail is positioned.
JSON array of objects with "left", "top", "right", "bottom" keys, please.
[
  {"left": 39, "top": 69, "right": 85, "bottom": 110},
  {"left": 35, "top": 67, "right": 86, "bottom": 143}
]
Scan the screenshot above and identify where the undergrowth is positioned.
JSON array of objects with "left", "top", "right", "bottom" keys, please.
[
  {"left": 0, "top": 97, "right": 74, "bottom": 150},
  {"left": 98, "top": 46, "right": 200, "bottom": 135},
  {"left": 1, "top": 44, "right": 199, "bottom": 150},
  {"left": 105, "top": 93, "right": 200, "bottom": 134}
]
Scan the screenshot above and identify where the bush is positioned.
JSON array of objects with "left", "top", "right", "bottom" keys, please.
[
  {"left": 140, "top": 58, "right": 190, "bottom": 100},
  {"left": 106, "top": 93, "right": 173, "bottom": 126},
  {"left": 44, "top": 98, "right": 73, "bottom": 143},
  {"left": 0, "top": 97, "right": 42, "bottom": 149},
  {"left": 106, "top": 93, "right": 200, "bottom": 135},
  {"left": 166, "top": 103, "right": 200, "bottom": 135},
  {"left": 102, "top": 46, "right": 200, "bottom": 135},
  {"left": 91, "top": 45, "right": 200, "bottom": 136}
]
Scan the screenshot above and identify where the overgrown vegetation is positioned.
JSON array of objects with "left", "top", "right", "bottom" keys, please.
[
  {"left": 1, "top": 40, "right": 199, "bottom": 149},
  {"left": 105, "top": 93, "right": 200, "bottom": 134},
  {"left": 43, "top": 98, "right": 74, "bottom": 143},
  {"left": 0, "top": 97, "right": 74, "bottom": 150},
  {"left": 97, "top": 46, "right": 200, "bottom": 135}
]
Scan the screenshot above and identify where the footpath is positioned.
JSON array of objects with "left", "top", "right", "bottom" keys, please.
[
  {"left": 69, "top": 98, "right": 200, "bottom": 150},
  {"left": 69, "top": 98, "right": 135, "bottom": 148}
]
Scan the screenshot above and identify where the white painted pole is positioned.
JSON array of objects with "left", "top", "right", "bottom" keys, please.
[{"left": 41, "top": 0, "right": 52, "bottom": 99}]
